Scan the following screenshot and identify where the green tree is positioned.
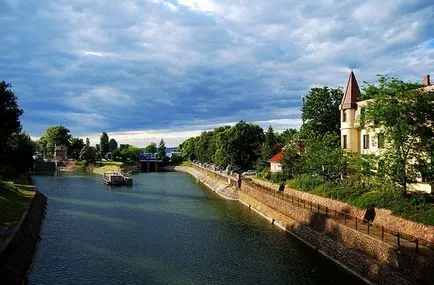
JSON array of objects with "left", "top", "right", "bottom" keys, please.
[
  {"left": 226, "top": 121, "right": 264, "bottom": 169},
  {"left": 157, "top": 139, "right": 166, "bottom": 160},
  {"left": 4, "top": 133, "right": 35, "bottom": 173},
  {"left": 257, "top": 126, "right": 277, "bottom": 171},
  {"left": 100, "top": 132, "right": 110, "bottom": 158},
  {"left": 38, "top": 125, "right": 71, "bottom": 158},
  {"left": 0, "top": 81, "right": 23, "bottom": 161},
  {"left": 69, "top": 137, "right": 84, "bottom": 160},
  {"left": 144, "top": 142, "right": 157, "bottom": 154},
  {"left": 301, "top": 87, "right": 343, "bottom": 137},
  {"left": 79, "top": 145, "right": 97, "bottom": 163},
  {"left": 362, "top": 75, "right": 434, "bottom": 191},
  {"left": 109, "top": 138, "right": 118, "bottom": 153}
]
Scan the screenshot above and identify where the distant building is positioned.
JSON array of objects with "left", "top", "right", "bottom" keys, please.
[
  {"left": 340, "top": 71, "right": 432, "bottom": 193},
  {"left": 268, "top": 151, "right": 285, "bottom": 173},
  {"left": 54, "top": 144, "right": 67, "bottom": 162}
]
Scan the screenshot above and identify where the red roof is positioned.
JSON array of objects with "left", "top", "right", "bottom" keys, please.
[
  {"left": 340, "top": 70, "right": 360, "bottom": 110},
  {"left": 268, "top": 151, "right": 284, "bottom": 163}
]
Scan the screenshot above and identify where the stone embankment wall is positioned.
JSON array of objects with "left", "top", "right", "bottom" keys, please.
[
  {"left": 175, "top": 166, "right": 239, "bottom": 200},
  {"left": 250, "top": 177, "right": 434, "bottom": 243},
  {"left": 240, "top": 183, "right": 434, "bottom": 285},
  {"left": 0, "top": 191, "right": 47, "bottom": 284}
]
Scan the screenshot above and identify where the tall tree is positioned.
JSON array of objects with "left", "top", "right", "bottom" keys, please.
[
  {"left": 257, "top": 126, "right": 277, "bottom": 171},
  {"left": 226, "top": 121, "right": 264, "bottom": 169},
  {"left": 109, "top": 138, "right": 118, "bottom": 153},
  {"left": 0, "top": 81, "right": 23, "bottom": 161},
  {"left": 301, "top": 87, "right": 343, "bottom": 137},
  {"left": 145, "top": 142, "right": 157, "bottom": 154},
  {"left": 99, "top": 132, "right": 110, "bottom": 157},
  {"left": 157, "top": 139, "right": 166, "bottom": 160},
  {"left": 4, "top": 133, "right": 35, "bottom": 173},
  {"left": 362, "top": 75, "right": 433, "bottom": 191},
  {"left": 69, "top": 137, "right": 85, "bottom": 160}
]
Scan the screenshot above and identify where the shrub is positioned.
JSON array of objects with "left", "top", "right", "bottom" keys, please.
[
  {"left": 287, "top": 174, "right": 325, "bottom": 191},
  {"left": 270, "top": 172, "right": 285, "bottom": 184}
]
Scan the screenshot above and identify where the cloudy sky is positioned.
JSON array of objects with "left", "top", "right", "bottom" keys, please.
[{"left": 1, "top": 0, "right": 433, "bottom": 146}]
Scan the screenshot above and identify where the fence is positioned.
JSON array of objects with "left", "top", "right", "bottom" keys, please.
[{"left": 242, "top": 178, "right": 434, "bottom": 256}]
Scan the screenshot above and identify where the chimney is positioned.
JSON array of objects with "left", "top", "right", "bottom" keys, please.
[{"left": 423, "top": 75, "right": 430, "bottom": 86}]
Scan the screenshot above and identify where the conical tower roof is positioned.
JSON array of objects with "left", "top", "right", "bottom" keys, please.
[{"left": 340, "top": 71, "right": 360, "bottom": 109}]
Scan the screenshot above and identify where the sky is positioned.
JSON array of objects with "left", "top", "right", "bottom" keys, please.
[{"left": 1, "top": 0, "right": 433, "bottom": 147}]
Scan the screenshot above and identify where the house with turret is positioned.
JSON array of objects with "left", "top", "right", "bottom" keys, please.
[{"left": 339, "top": 71, "right": 432, "bottom": 193}]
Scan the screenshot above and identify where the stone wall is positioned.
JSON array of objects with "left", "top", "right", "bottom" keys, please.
[
  {"left": 0, "top": 191, "right": 47, "bottom": 284},
  {"left": 240, "top": 183, "right": 434, "bottom": 285},
  {"left": 249, "top": 177, "right": 434, "bottom": 243}
]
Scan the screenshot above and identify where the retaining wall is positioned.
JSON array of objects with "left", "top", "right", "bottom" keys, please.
[
  {"left": 0, "top": 191, "right": 47, "bottom": 284},
  {"left": 240, "top": 182, "right": 434, "bottom": 284},
  {"left": 250, "top": 177, "right": 434, "bottom": 243}
]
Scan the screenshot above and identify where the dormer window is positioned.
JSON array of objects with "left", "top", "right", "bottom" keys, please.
[{"left": 342, "top": 110, "right": 347, "bottom": 122}]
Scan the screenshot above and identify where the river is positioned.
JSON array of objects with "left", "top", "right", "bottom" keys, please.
[{"left": 29, "top": 172, "right": 364, "bottom": 285}]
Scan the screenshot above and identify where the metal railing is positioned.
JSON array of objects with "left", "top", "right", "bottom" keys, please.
[{"left": 242, "top": 178, "right": 434, "bottom": 255}]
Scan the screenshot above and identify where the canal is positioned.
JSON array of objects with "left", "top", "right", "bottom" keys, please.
[{"left": 29, "top": 172, "right": 364, "bottom": 285}]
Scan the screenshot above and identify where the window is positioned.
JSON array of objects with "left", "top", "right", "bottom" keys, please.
[
  {"left": 342, "top": 110, "right": 347, "bottom": 122},
  {"left": 363, "top": 134, "right": 369, "bottom": 149},
  {"left": 377, "top": 133, "right": 384, "bottom": 149},
  {"left": 342, "top": 135, "right": 347, "bottom": 149}
]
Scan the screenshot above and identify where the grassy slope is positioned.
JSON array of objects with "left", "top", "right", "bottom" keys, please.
[
  {"left": 0, "top": 181, "right": 35, "bottom": 241},
  {"left": 91, "top": 161, "right": 135, "bottom": 175}
]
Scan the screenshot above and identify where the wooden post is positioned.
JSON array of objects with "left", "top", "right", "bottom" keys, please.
[{"left": 310, "top": 202, "right": 313, "bottom": 212}]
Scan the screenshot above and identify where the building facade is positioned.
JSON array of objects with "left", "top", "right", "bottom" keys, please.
[{"left": 339, "top": 72, "right": 432, "bottom": 193}]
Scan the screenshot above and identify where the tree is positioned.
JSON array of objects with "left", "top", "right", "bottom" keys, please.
[
  {"left": 0, "top": 81, "right": 23, "bottom": 161},
  {"left": 225, "top": 121, "right": 264, "bottom": 169},
  {"left": 38, "top": 125, "right": 71, "bottom": 158},
  {"left": 69, "top": 137, "right": 84, "bottom": 160},
  {"left": 79, "top": 145, "right": 97, "bottom": 163},
  {"left": 109, "top": 138, "right": 118, "bottom": 153},
  {"left": 4, "top": 133, "right": 35, "bottom": 173},
  {"left": 99, "top": 132, "right": 110, "bottom": 158},
  {"left": 301, "top": 87, "right": 343, "bottom": 137},
  {"left": 86, "top": 137, "right": 90, "bottom": 146},
  {"left": 362, "top": 75, "right": 434, "bottom": 191},
  {"left": 145, "top": 142, "right": 157, "bottom": 154},
  {"left": 157, "top": 139, "right": 166, "bottom": 160},
  {"left": 257, "top": 126, "right": 277, "bottom": 171}
]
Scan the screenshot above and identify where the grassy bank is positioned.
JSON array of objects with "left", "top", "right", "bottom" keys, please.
[
  {"left": 0, "top": 181, "right": 35, "bottom": 241},
  {"left": 72, "top": 161, "right": 136, "bottom": 175},
  {"left": 285, "top": 175, "right": 434, "bottom": 225}
]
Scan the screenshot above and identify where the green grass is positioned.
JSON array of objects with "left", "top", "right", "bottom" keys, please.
[{"left": 0, "top": 181, "right": 35, "bottom": 241}]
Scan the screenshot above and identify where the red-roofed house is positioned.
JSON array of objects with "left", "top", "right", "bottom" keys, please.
[{"left": 268, "top": 151, "right": 284, "bottom": 173}]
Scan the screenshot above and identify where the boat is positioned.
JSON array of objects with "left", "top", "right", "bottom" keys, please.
[{"left": 102, "top": 172, "right": 133, "bottom": 186}]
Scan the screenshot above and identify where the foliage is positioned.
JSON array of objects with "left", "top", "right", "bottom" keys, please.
[
  {"left": 38, "top": 125, "right": 71, "bottom": 158},
  {"left": 3, "top": 133, "right": 35, "bottom": 173},
  {"left": 170, "top": 153, "right": 183, "bottom": 165},
  {"left": 109, "top": 138, "right": 118, "bottom": 153},
  {"left": 119, "top": 144, "right": 142, "bottom": 161},
  {"left": 157, "top": 139, "right": 166, "bottom": 160},
  {"left": 99, "top": 132, "right": 110, "bottom": 157},
  {"left": 0, "top": 81, "right": 23, "bottom": 162},
  {"left": 361, "top": 75, "right": 434, "bottom": 190},
  {"left": 145, "top": 142, "right": 157, "bottom": 154},
  {"left": 287, "top": 174, "right": 325, "bottom": 191},
  {"left": 270, "top": 172, "right": 285, "bottom": 184},
  {"left": 301, "top": 87, "right": 343, "bottom": 137},
  {"left": 256, "top": 126, "right": 278, "bottom": 171},
  {"left": 69, "top": 137, "right": 84, "bottom": 160},
  {"left": 79, "top": 145, "right": 97, "bottom": 163},
  {"left": 281, "top": 140, "right": 303, "bottom": 179}
]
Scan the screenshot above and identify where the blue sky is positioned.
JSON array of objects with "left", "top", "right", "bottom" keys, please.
[{"left": 1, "top": 0, "right": 433, "bottom": 146}]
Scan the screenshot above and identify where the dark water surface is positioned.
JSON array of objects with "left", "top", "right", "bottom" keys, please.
[{"left": 29, "top": 172, "right": 364, "bottom": 285}]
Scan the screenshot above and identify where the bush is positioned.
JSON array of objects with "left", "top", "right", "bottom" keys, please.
[
  {"left": 270, "top": 172, "right": 285, "bottom": 184},
  {"left": 258, "top": 168, "right": 271, "bottom": 180},
  {"left": 287, "top": 174, "right": 325, "bottom": 191}
]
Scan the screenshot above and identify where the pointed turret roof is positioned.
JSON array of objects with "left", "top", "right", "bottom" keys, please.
[{"left": 340, "top": 71, "right": 360, "bottom": 110}]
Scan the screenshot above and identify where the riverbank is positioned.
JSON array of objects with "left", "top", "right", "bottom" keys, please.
[
  {"left": 176, "top": 165, "right": 433, "bottom": 285},
  {"left": 172, "top": 165, "right": 239, "bottom": 200},
  {"left": 0, "top": 189, "right": 47, "bottom": 284}
]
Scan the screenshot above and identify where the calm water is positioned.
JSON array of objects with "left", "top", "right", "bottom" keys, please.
[{"left": 29, "top": 172, "right": 364, "bottom": 285}]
